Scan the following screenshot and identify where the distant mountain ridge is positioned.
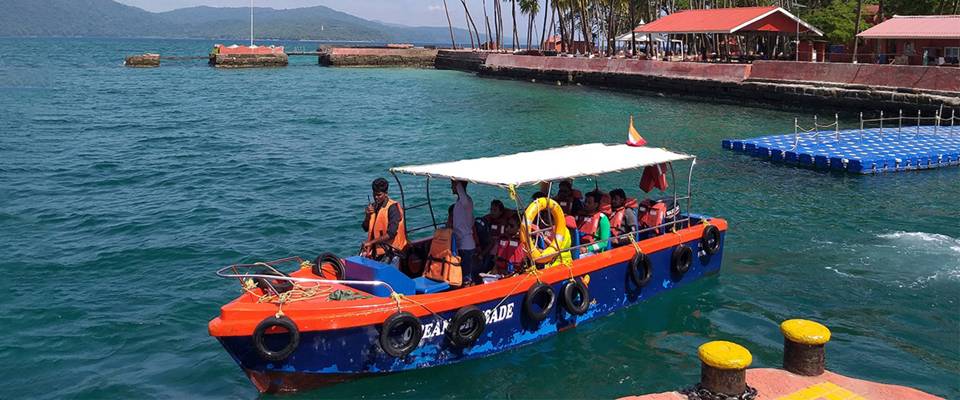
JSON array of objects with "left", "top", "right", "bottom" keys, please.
[{"left": 0, "top": 0, "right": 480, "bottom": 44}]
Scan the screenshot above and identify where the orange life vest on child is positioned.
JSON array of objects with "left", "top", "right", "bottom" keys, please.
[
  {"left": 367, "top": 198, "right": 408, "bottom": 258},
  {"left": 423, "top": 228, "right": 463, "bottom": 287},
  {"left": 608, "top": 198, "right": 639, "bottom": 236}
]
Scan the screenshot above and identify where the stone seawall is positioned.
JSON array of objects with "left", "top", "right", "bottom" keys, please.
[
  {"left": 319, "top": 48, "right": 438, "bottom": 68},
  {"left": 479, "top": 55, "right": 959, "bottom": 112},
  {"left": 209, "top": 53, "right": 288, "bottom": 68},
  {"left": 125, "top": 54, "right": 160, "bottom": 68},
  {"left": 749, "top": 61, "right": 960, "bottom": 93},
  {"left": 435, "top": 50, "right": 491, "bottom": 72}
]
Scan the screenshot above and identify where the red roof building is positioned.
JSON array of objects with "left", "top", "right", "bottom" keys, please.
[
  {"left": 635, "top": 6, "right": 822, "bottom": 35},
  {"left": 857, "top": 15, "right": 960, "bottom": 66},
  {"left": 633, "top": 6, "right": 823, "bottom": 62}
]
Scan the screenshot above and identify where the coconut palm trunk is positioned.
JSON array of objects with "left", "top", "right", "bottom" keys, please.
[
  {"left": 442, "top": 0, "right": 457, "bottom": 49},
  {"left": 851, "top": 0, "right": 863, "bottom": 63},
  {"left": 512, "top": 0, "right": 520, "bottom": 50},
  {"left": 482, "top": 0, "right": 494, "bottom": 49},
  {"left": 540, "top": 0, "right": 551, "bottom": 49}
]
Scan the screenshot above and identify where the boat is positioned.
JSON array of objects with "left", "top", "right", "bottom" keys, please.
[{"left": 208, "top": 143, "right": 728, "bottom": 394}]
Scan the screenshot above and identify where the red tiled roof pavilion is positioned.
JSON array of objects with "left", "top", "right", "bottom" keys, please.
[
  {"left": 635, "top": 6, "right": 823, "bottom": 36},
  {"left": 857, "top": 15, "right": 960, "bottom": 39}
]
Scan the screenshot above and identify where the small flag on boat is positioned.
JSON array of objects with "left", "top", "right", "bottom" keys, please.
[{"left": 627, "top": 115, "right": 647, "bottom": 147}]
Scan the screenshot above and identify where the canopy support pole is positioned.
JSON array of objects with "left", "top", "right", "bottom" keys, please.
[{"left": 390, "top": 171, "right": 409, "bottom": 238}]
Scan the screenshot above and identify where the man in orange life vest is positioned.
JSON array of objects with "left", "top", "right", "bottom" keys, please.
[
  {"left": 578, "top": 191, "right": 611, "bottom": 255},
  {"left": 607, "top": 188, "right": 638, "bottom": 246},
  {"left": 361, "top": 178, "right": 408, "bottom": 266}
]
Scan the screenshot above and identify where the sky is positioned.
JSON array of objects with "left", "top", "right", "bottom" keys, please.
[{"left": 116, "top": 0, "right": 546, "bottom": 31}]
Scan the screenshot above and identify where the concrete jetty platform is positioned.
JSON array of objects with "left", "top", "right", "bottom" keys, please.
[
  {"left": 625, "top": 369, "right": 942, "bottom": 400},
  {"left": 435, "top": 50, "right": 491, "bottom": 72},
  {"left": 478, "top": 55, "right": 960, "bottom": 112},
  {"left": 318, "top": 47, "right": 438, "bottom": 68},
  {"left": 622, "top": 319, "right": 943, "bottom": 400},
  {"left": 723, "top": 124, "right": 960, "bottom": 173}
]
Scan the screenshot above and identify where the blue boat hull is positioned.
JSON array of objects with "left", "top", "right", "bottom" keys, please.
[{"left": 217, "top": 231, "right": 725, "bottom": 393}]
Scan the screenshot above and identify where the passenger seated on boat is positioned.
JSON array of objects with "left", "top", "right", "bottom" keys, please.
[
  {"left": 607, "top": 189, "right": 639, "bottom": 246},
  {"left": 478, "top": 200, "right": 508, "bottom": 273},
  {"left": 361, "top": 178, "right": 408, "bottom": 267},
  {"left": 493, "top": 216, "right": 525, "bottom": 275},
  {"left": 578, "top": 191, "right": 611, "bottom": 256},
  {"left": 552, "top": 180, "right": 583, "bottom": 215}
]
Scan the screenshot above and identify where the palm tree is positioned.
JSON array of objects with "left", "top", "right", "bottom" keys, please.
[
  {"left": 540, "top": 0, "right": 553, "bottom": 50},
  {"left": 481, "top": 0, "right": 494, "bottom": 49},
  {"left": 460, "top": 0, "right": 483, "bottom": 49},
  {"left": 442, "top": 0, "right": 457, "bottom": 49},
  {"left": 507, "top": 0, "right": 520, "bottom": 50},
  {"left": 852, "top": 0, "right": 863, "bottom": 62},
  {"left": 520, "top": 0, "right": 540, "bottom": 50}
]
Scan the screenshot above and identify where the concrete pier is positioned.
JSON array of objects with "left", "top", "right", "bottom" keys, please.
[
  {"left": 209, "top": 53, "right": 288, "bottom": 68},
  {"left": 478, "top": 55, "right": 960, "bottom": 112},
  {"left": 621, "top": 319, "right": 944, "bottom": 400},
  {"left": 319, "top": 47, "right": 438, "bottom": 68},
  {"left": 434, "top": 50, "right": 490, "bottom": 72}
]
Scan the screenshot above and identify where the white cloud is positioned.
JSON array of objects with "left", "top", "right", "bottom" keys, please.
[{"left": 427, "top": 5, "right": 443, "bottom": 12}]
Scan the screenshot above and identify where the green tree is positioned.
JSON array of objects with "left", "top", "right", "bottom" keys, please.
[{"left": 804, "top": 0, "right": 871, "bottom": 44}]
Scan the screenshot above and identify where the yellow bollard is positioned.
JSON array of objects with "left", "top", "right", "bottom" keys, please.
[
  {"left": 697, "top": 341, "right": 753, "bottom": 396},
  {"left": 780, "top": 319, "right": 831, "bottom": 376}
]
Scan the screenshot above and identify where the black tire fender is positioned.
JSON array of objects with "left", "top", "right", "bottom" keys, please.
[
  {"left": 671, "top": 245, "right": 693, "bottom": 275},
  {"left": 255, "top": 270, "right": 294, "bottom": 294},
  {"left": 379, "top": 312, "right": 423, "bottom": 358},
  {"left": 628, "top": 252, "right": 653, "bottom": 288},
  {"left": 700, "top": 225, "right": 721, "bottom": 255},
  {"left": 313, "top": 252, "right": 346, "bottom": 280},
  {"left": 252, "top": 316, "right": 300, "bottom": 362},
  {"left": 446, "top": 306, "right": 486, "bottom": 347},
  {"left": 523, "top": 282, "right": 555, "bottom": 323},
  {"left": 561, "top": 280, "right": 590, "bottom": 315}
]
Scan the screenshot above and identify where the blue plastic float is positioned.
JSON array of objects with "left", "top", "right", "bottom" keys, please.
[{"left": 724, "top": 125, "right": 960, "bottom": 174}]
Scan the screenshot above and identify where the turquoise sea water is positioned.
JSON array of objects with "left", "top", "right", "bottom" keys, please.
[{"left": 0, "top": 38, "right": 957, "bottom": 399}]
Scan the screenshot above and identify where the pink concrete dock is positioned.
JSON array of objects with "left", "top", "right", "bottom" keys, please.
[{"left": 622, "top": 369, "right": 943, "bottom": 400}]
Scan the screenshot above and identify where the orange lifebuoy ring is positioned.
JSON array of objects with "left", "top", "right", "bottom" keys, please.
[{"left": 520, "top": 198, "right": 571, "bottom": 266}]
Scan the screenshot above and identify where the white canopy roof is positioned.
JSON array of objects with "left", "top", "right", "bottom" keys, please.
[
  {"left": 616, "top": 32, "right": 665, "bottom": 43},
  {"left": 391, "top": 143, "right": 694, "bottom": 187}
]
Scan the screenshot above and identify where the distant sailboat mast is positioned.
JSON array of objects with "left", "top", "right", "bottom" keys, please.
[{"left": 249, "top": 0, "right": 254, "bottom": 46}]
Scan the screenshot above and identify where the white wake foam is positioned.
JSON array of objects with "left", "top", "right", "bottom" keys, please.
[{"left": 878, "top": 231, "right": 960, "bottom": 285}]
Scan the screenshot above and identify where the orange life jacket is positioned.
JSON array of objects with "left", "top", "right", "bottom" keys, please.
[
  {"left": 554, "top": 189, "right": 583, "bottom": 214},
  {"left": 577, "top": 211, "right": 604, "bottom": 243},
  {"left": 366, "top": 198, "right": 408, "bottom": 258},
  {"left": 423, "top": 228, "right": 463, "bottom": 287},
  {"left": 482, "top": 214, "right": 505, "bottom": 241},
  {"left": 495, "top": 238, "right": 524, "bottom": 274},
  {"left": 638, "top": 201, "right": 667, "bottom": 234},
  {"left": 608, "top": 198, "right": 639, "bottom": 236}
]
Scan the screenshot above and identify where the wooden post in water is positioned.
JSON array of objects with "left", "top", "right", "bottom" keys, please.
[{"left": 781, "top": 319, "right": 831, "bottom": 376}]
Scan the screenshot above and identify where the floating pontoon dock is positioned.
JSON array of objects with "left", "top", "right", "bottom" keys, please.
[{"left": 723, "top": 110, "right": 960, "bottom": 174}]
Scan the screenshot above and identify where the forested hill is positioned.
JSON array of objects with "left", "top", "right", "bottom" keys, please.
[{"left": 0, "top": 0, "right": 478, "bottom": 44}]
